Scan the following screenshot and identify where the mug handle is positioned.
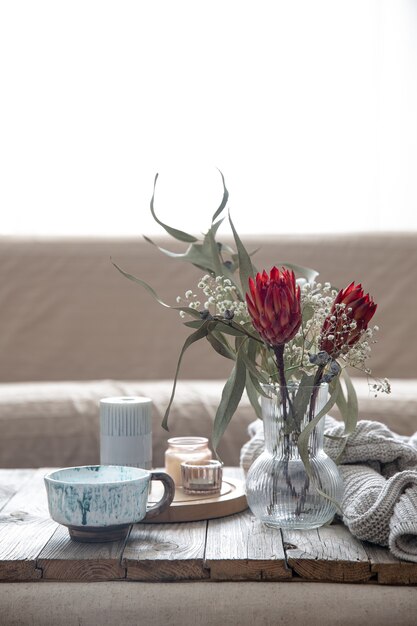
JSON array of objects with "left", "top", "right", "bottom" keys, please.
[{"left": 144, "top": 471, "right": 175, "bottom": 520}]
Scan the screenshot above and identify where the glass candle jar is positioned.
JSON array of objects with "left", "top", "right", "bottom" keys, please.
[
  {"left": 164, "top": 437, "right": 212, "bottom": 487},
  {"left": 181, "top": 460, "right": 223, "bottom": 495}
]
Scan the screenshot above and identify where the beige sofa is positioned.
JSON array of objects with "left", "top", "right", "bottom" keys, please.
[
  {"left": 0, "top": 233, "right": 416, "bottom": 469},
  {"left": 1, "top": 233, "right": 416, "bottom": 624}
]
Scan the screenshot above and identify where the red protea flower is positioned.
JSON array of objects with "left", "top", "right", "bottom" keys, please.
[
  {"left": 319, "top": 282, "right": 377, "bottom": 357},
  {"left": 246, "top": 266, "right": 302, "bottom": 346}
]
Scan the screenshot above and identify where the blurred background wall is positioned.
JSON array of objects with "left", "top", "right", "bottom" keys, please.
[{"left": 0, "top": 0, "right": 416, "bottom": 239}]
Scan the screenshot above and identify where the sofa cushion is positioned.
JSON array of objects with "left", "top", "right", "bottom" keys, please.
[
  {"left": 0, "top": 380, "right": 253, "bottom": 468},
  {"left": 0, "top": 379, "right": 415, "bottom": 469}
]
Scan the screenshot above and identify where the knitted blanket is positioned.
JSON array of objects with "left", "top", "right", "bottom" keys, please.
[{"left": 240, "top": 416, "right": 417, "bottom": 562}]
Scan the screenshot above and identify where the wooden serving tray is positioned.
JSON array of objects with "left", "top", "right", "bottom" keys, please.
[{"left": 144, "top": 476, "right": 247, "bottom": 523}]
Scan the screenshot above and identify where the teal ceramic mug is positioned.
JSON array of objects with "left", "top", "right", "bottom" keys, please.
[{"left": 44, "top": 465, "right": 175, "bottom": 542}]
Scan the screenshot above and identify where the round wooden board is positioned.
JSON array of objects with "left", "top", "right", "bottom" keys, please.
[{"left": 143, "top": 476, "right": 248, "bottom": 523}]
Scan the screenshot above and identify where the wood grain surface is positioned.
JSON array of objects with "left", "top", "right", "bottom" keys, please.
[
  {"left": 205, "top": 510, "right": 291, "bottom": 580},
  {"left": 0, "top": 469, "right": 32, "bottom": 511},
  {"left": 282, "top": 523, "right": 372, "bottom": 583},
  {"left": 123, "top": 521, "right": 209, "bottom": 581},
  {"left": 37, "top": 524, "right": 126, "bottom": 581},
  {"left": 0, "top": 469, "right": 57, "bottom": 580},
  {"left": 1, "top": 468, "right": 417, "bottom": 585}
]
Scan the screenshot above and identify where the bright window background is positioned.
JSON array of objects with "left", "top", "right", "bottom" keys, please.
[{"left": 1, "top": 0, "right": 416, "bottom": 236}]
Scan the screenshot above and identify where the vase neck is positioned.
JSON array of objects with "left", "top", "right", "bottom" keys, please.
[{"left": 261, "top": 384, "right": 328, "bottom": 457}]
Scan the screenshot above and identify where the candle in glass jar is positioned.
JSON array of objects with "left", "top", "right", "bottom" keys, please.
[
  {"left": 181, "top": 460, "right": 223, "bottom": 495},
  {"left": 164, "top": 437, "right": 212, "bottom": 486}
]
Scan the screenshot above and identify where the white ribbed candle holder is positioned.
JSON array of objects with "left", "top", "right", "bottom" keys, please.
[{"left": 100, "top": 396, "right": 152, "bottom": 469}]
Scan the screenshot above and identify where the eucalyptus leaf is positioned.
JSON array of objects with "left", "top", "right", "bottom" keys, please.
[
  {"left": 333, "top": 370, "right": 359, "bottom": 463},
  {"left": 231, "top": 322, "right": 266, "bottom": 348},
  {"left": 245, "top": 371, "right": 263, "bottom": 420},
  {"left": 143, "top": 237, "right": 215, "bottom": 273},
  {"left": 214, "top": 321, "right": 249, "bottom": 337},
  {"left": 184, "top": 320, "right": 205, "bottom": 329},
  {"left": 206, "top": 330, "right": 236, "bottom": 360},
  {"left": 291, "top": 373, "right": 316, "bottom": 431},
  {"left": 211, "top": 169, "right": 229, "bottom": 223},
  {"left": 162, "top": 323, "right": 210, "bottom": 430},
  {"left": 112, "top": 261, "right": 201, "bottom": 318},
  {"left": 246, "top": 337, "right": 270, "bottom": 395},
  {"left": 296, "top": 382, "right": 340, "bottom": 510},
  {"left": 280, "top": 262, "right": 319, "bottom": 284},
  {"left": 248, "top": 369, "right": 270, "bottom": 399},
  {"left": 229, "top": 212, "right": 256, "bottom": 297},
  {"left": 186, "top": 318, "right": 251, "bottom": 338},
  {"left": 239, "top": 343, "right": 269, "bottom": 387},
  {"left": 202, "top": 223, "right": 237, "bottom": 284},
  {"left": 208, "top": 218, "right": 224, "bottom": 238},
  {"left": 333, "top": 372, "right": 358, "bottom": 433},
  {"left": 333, "top": 377, "right": 347, "bottom": 415},
  {"left": 150, "top": 173, "right": 198, "bottom": 243},
  {"left": 302, "top": 303, "right": 315, "bottom": 324},
  {"left": 231, "top": 247, "right": 259, "bottom": 271},
  {"left": 212, "top": 354, "right": 246, "bottom": 451},
  {"left": 297, "top": 384, "right": 338, "bottom": 464},
  {"left": 341, "top": 369, "right": 359, "bottom": 433},
  {"left": 234, "top": 334, "right": 246, "bottom": 353},
  {"left": 206, "top": 224, "right": 224, "bottom": 277},
  {"left": 249, "top": 247, "right": 261, "bottom": 258},
  {"left": 324, "top": 433, "right": 347, "bottom": 441},
  {"left": 231, "top": 253, "right": 239, "bottom": 270},
  {"left": 218, "top": 241, "right": 235, "bottom": 256}
]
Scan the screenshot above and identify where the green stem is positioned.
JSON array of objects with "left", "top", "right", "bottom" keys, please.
[
  {"left": 273, "top": 345, "right": 288, "bottom": 420},
  {"left": 271, "top": 343, "right": 296, "bottom": 508},
  {"left": 296, "top": 364, "right": 326, "bottom": 517},
  {"left": 308, "top": 364, "right": 325, "bottom": 423}
]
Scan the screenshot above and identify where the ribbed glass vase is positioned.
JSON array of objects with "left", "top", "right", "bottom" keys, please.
[{"left": 246, "top": 383, "right": 343, "bottom": 530}]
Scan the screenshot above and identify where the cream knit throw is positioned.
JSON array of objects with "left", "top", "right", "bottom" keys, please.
[{"left": 240, "top": 416, "right": 417, "bottom": 562}]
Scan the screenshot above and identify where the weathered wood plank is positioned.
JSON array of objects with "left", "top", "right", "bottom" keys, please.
[
  {"left": 363, "top": 542, "right": 417, "bottom": 585},
  {"left": 37, "top": 524, "right": 127, "bottom": 581},
  {"left": 122, "top": 521, "right": 209, "bottom": 581},
  {"left": 0, "top": 468, "right": 416, "bottom": 586},
  {"left": 0, "top": 468, "right": 58, "bottom": 581},
  {"left": 205, "top": 510, "right": 291, "bottom": 580},
  {"left": 282, "top": 523, "right": 372, "bottom": 583},
  {"left": 0, "top": 469, "right": 33, "bottom": 512}
]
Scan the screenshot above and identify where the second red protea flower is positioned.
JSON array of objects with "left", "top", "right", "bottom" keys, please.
[
  {"left": 246, "top": 266, "right": 302, "bottom": 346},
  {"left": 319, "top": 282, "right": 377, "bottom": 357}
]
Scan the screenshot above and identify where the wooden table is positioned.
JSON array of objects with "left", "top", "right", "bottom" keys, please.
[{"left": 1, "top": 468, "right": 417, "bottom": 586}]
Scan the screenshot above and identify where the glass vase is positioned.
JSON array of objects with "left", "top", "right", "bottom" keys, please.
[{"left": 246, "top": 383, "right": 343, "bottom": 530}]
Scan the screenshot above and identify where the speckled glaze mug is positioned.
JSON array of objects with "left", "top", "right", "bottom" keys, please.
[{"left": 44, "top": 465, "right": 175, "bottom": 542}]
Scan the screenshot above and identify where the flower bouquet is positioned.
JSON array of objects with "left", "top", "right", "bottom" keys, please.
[{"left": 114, "top": 172, "right": 390, "bottom": 528}]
